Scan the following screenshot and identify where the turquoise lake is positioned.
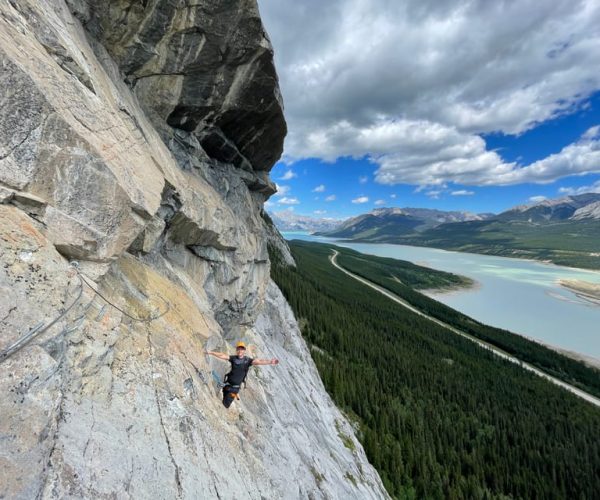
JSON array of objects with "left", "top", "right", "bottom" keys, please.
[{"left": 282, "top": 232, "right": 600, "bottom": 361}]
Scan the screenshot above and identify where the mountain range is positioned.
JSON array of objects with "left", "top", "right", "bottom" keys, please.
[
  {"left": 495, "top": 193, "right": 600, "bottom": 222},
  {"left": 304, "top": 193, "right": 600, "bottom": 270},
  {"left": 269, "top": 210, "right": 346, "bottom": 232},
  {"left": 321, "top": 207, "right": 493, "bottom": 239}
]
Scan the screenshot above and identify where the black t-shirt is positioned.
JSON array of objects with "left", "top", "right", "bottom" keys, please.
[{"left": 226, "top": 355, "right": 253, "bottom": 385}]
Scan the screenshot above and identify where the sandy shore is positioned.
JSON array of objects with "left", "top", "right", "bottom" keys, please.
[
  {"left": 542, "top": 342, "right": 600, "bottom": 370},
  {"left": 558, "top": 279, "right": 600, "bottom": 306},
  {"left": 420, "top": 279, "right": 481, "bottom": 296},
  {"left": 424, "top": 278, "right": 600, "bottom": 370}
]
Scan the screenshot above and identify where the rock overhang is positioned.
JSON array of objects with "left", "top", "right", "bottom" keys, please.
[{"left": 82, "top": 0, "right": 287, "bottom": 174}]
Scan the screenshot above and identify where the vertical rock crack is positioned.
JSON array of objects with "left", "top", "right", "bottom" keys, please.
[{"left": 145, "top": 325, "right": 183, "bottom": 497}]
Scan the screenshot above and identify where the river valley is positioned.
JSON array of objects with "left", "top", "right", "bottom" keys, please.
[{"left": 283, "top": 232, "right": 600, "bottom": 365}]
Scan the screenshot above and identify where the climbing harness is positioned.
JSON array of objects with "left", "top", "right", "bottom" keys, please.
[{"left": 224, "top": 355, "right": 253, "bottom": 389}]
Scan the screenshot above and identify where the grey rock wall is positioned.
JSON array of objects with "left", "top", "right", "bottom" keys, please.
[
  {"left": 0, "top": 1, "right": 388, "bottom": 498},
  {"left": 79, "top": 0, "right": 286, "bottom": 173}
]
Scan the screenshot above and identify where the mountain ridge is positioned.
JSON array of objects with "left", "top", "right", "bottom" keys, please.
[
  {"left": 269, "top": 210, "right": 345, "bottom": 232},
  {"left": 496, "top": 193, "right": 600, "bottom": 222},
  {"left": 315, "top": 193, "right": 600, "bottom": 269},
  {"left": 319, "top": 206, "right": 494, "bottom": 239}
]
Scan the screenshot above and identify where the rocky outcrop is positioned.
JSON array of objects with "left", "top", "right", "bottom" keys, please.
[
  {"left": 0, "top": 1, "right": 387, "bottom": 498},
  {"left": 572, "top": 200, "right": 600, "bottom": 220},
  {"left": 73, "top": 0, "right": 286, "bottom": 174}
]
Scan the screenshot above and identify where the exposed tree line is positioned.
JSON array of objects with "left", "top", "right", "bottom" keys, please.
[
  {"left": 270, "top": 240, "right": 600, "bottom": 499},
  {"left": 404, "top": 218, "right": 600, "bottom": 270},
  {"left": 333, "top": 246, "right": 473, "bottom": 290},
  {"left": 334, "top": 217, "right": 600, "bottom": 270}
]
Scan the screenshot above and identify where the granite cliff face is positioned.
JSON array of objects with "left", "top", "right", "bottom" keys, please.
[{"left": 0, "top": 1, "right": 387, "bottom": 498}]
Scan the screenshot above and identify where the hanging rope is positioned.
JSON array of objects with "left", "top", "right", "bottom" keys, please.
[
  {"left": 0, "top": 260, "right": 172, "bottom": 364},
  {"left": 0, "top": 264, "right": 83, "bottom": 364},
  {"left": 74, "top": 263, "right": 170, "bottom": 323}
]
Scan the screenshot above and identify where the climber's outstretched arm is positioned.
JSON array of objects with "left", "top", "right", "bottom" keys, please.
[
  {"left": 252, "top": 358, "right": 279, "bottom": 366},
  {"left": 206, "top": 351, "right": 229, "bottom": 361}
]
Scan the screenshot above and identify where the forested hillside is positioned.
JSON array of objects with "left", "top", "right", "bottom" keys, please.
[
  {"left": 333, "top": 244, "right": 600, "bottom": 397},
  {"left": 401, "top": 218, "right": 600, "bottom": 270},
  {"left": 270, "top": 241, "right": 600, "bottom": 499},
  {"left": 330, "top": 246, "right": 474, "bottom": 290}
]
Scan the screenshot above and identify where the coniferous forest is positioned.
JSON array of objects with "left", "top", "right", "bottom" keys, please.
[
  {"left": 334, "top": 245, "right": 600, "bottom": 398},
  {"left": 270, "top": 240, "right": 600, "bottom": 499}
]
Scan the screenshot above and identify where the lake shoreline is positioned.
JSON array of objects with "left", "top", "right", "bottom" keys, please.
[
  {"left": 420, "top": 278, "right": 482, "bottom": 296},
  {"left": 540, "top": 342, "right": 600, "bottom": 371},
  {"left": 425, "top": 285, "right": 600, "bottom": 370},
  {"left": 557, "top": 279, "right": 600, "bottom": 307},
  {"left": 328, "top": 237, "right": 600, "bottom": 274},
  {"left": 282, "top": 233, "right": 600, "bottom": 361}
]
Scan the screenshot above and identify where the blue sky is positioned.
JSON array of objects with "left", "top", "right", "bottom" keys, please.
[{"left": 259, "top": 0, "right": 600, "bottom": 218}]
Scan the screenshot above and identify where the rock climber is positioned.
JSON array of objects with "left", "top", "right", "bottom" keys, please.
[{"left": 206, "top": 341, "right": 279, "bottom": 408}]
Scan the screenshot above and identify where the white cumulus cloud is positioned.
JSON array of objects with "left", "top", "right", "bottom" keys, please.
[
  {"left": 426, "top": 190, "right": 443, "bottom": 199},
  {"left": 558, "top": 179, "right": 600, "bottom": 195},
  {"left": 371, "top": 124, "right": 600, "bottom": 186},
  {"left": 278, "top": 197, "right": 300, "bottom": 205},
  {"left": 274, "top": 184, "right": 290, "bottom": 196},
  {"left": 529, "top": 195, "right": 548, "bottom": 203},
  {"left": 352, "top": 196, "right": 369, "bottom": 204},
  {"left": 451, "top": 190, "right": 475, "bottom": 196},
  {"left": 312, "top": 184, "right": 326, "bottom": 192},
  {"left": 325, "top": 194, "right": 337, "bottom": 201},
  {"left": 279, "top": 169, "right": 297, "bottom": 180},
  {"left": 259, "top": 0, "right": 600, "bottom": 187},
  {"left": 374, "top": 199, "right": 386, "bottom": 205}
]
